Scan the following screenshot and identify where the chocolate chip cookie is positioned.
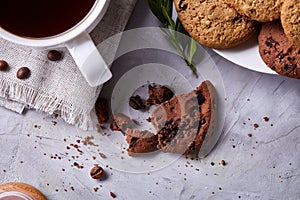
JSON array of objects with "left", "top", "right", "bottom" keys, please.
[
  {"left": 281, "top": 0, "right": 300, "bottom": 48},
  {"left": 258, "top": 20, "right": 300, "bottom": 79},
  {"left": 174, "top": 0, "right": 258, "bottom": 49},
  {"left": 224, "top": 0, "right": 282, "bottom": 22}
]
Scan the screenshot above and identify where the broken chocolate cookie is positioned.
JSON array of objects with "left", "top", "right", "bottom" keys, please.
[
  {"left": 146, "top": 84, "right": 174, "bottom": 106},
  {"left": 125, "top": 129, "right": 158, "bottom": 156},
  {"left": 152, "top": 81, "right": 215, "bottom": 155}
]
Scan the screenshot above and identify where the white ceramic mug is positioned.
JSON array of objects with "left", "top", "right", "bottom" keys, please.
[{"left": 0, "top": 0, "right": 112, "bottom": 87}]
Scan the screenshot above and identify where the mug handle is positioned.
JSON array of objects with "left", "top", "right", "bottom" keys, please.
[{"left": 66, "top": 31, "right": 112, "bottom": 87}]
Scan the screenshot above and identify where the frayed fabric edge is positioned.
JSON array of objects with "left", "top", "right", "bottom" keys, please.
[{"left": 0, "top": 79, "right": 96, "bottom": 131}]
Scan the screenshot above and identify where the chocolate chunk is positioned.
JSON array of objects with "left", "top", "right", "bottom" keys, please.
[
  {"left": 146, "top": 85, "right": 174, "bottom": 106},
  {"left": 265, "top": 37, "right": 277, "bottom": 48},
  {"left": 95, "top": 98, "right": 109, "bottom": 124},
  {"left": 16, "top": 67, "right": 30, "bottom": 79},
  {"left": 0, "top": 60, "right": 9, "bottom": 71},
  {"left": 47, "top": 50, "right": 62, "bottom": 61},
  {"left": 129, "top": 95, "right": 145, "bottom": 110},
  {"left": 90, "top": 164, "right": 105, "bottom": 179},
  {"left": 196, "top": 90, "right": 205, "bottom": 105},
  {"left": 284, "top": 64, "right": 297, "bottom": 71},
  {"left": 179, "top": 0, "right": 188, "bottom": 11}
]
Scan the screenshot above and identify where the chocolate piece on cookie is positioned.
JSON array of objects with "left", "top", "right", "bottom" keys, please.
[
  {"left": 125, "top": 129, "right": 158, "bottom": 156},
  {"left": 224, "top": 0, "right": 282, "bottom": 22},
  {"left": 152, "top": 81, "right": 216, "bottom": 155},
  {"left": 258, "top": 20, "right": 300, "bottom": 79},
  {"left": 281, "top": 0, "right": 300, "bottom": 48},
  {"left": 174, "top": 0, "right": 258, "bottom": 49},
  {"left": 146, "top": 84, "right": 174, "bottom": 106}
]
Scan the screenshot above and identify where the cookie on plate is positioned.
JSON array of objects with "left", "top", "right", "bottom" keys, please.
[
  {"left": 281, "top": 0, "right": 300, "bottom": 48},
  {"left": 174, "top": 0, "right": 258, "bottom": 49},
  {"left": 224, "top": 0, "right": 282, "bottom": 22},
  {"left": 258, "top": 20, "right": 300, "bottom": 79}
]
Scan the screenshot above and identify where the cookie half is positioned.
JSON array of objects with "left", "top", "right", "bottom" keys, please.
[
  {"left": 151, "top": 81, "right": 216, "bottom": 155},
  {"left": 174, "top": 0, "right": 258, "bottom": 49},
  {"left": 224, "top": 0, "right": 282, "bottom": 22},
  {"left": 258, "top": 21, "right": 300, "bottom": 79},
  {"left": 281, "top": 0, "right": 300, "bottom": 48}
]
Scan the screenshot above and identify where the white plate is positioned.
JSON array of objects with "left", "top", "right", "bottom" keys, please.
[{"left": 213, "top": 34, "right": 277, "bottom": 74}]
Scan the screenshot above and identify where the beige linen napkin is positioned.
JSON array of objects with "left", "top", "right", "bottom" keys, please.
[{"left": 0, "top": 0, "right": 137, "bottom": 130}]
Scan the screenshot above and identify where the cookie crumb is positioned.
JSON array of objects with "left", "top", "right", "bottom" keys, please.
[
  {"left": 253, "top": 123, "right": 259, "bottom": 129},
  {"left": 110, "top": 192, "right": 116, "bottom": 198},
  {"left": 82, "top": 136, "right": 98, "bottom": 146},
  {"left": 220, "top": 160, "right": 226, "bottom": 166},
  {"left": 146, "top": 117, "right": 152, "bottom": 122},
  {"left": 99, "top": 152, "right": 106, "bottom": 158}
]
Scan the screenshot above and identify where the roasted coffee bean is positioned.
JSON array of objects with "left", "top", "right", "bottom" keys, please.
[
  {"left": 47, "top": 50, "right": 62, "bottom": 61},
  {"left": 16, "top": 67, "right": 30, "bottom": 79},
  {"left": 129, "top": 95, "right": 145, "bottom": 110},
  {"left": 0, "top": 60, "right": 9, "bottom": 71},
  {"left": 90, "top": 164, "right": 105, "bottom": 179}
]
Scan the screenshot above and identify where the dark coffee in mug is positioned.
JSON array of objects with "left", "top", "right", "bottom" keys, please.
[{"left": 0, "top": 0, "right": 96, "bottom": 38}]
